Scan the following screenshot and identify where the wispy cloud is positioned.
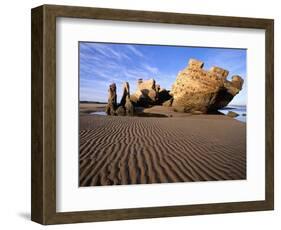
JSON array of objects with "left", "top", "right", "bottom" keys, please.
[
  {"left": 126, "top": 45, "right": 144, "bottom": 58},
  {"left": 79, "top": 42, "right": 166, "bottom": 102},
  {"left": 142, "top": 63, "right": 159, "bottom": 75},
  {"left": 81, "top": 43, "right": 131, "bottom": 61}
]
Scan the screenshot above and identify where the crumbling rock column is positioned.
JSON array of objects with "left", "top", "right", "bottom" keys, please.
[
  {"left": 120, "top": 82, "right": 130, "bottom": 107},
  {"left": 105, "top": 83, "right": 117, "bottom": 115},
  {"left": 116, "top": 82, "right": 135, "bottom": 116}
]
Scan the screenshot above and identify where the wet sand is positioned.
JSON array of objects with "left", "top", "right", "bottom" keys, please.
[{"left": 79, "top": 109, "right": 246, "bottom": 186}]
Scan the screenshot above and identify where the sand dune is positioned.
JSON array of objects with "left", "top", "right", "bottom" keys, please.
[{"left": 79, "top": 114, "right": 246, "bottom": 186}]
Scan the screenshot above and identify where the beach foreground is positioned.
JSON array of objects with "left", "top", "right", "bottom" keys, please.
[{"left": 79, "top": 112, "right": 246, "bottom": 186}]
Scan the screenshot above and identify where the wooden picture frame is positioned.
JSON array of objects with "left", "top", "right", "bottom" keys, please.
[{"left": 31, "top": 4, "right": 274, "bottom": 225}]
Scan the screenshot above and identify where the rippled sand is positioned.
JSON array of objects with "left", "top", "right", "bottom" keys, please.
[{"left": 79, "top": 114, "right": 246, "bottom": 186}]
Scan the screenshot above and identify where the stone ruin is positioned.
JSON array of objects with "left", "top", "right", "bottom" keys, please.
[
  {"left": 170, "top": 59, "right": 244, "bottom": 113},
  {"left": 106, "top": 82, "right": 135, "bottom": 116},
  {"left": 105, "top": 58, "right": 244, "bottom": 115},
  {"left": 130, "top": 79, "right": 171, "bottom": 106}
]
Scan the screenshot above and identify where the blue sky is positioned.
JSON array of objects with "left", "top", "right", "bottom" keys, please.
[{"left": 79, "top": 42, "right": 247, "bottom": 105}]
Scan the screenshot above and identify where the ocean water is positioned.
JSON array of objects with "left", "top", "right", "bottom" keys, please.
[
  {"left": 90, "top": 111, "right": 107, "bottom": 116},
  {"left": 219, "top": 105, "right": 247, "bottom": 123}
]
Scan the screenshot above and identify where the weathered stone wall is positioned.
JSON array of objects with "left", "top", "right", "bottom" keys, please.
[
  {"left": 170, "top": 59, "right": 244, "bottom": 113},
  {"left": 130, "top": 78, "right": 172, "bottom": 107}
]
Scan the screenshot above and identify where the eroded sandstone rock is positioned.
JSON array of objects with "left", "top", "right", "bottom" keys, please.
[
  {"left": 163, "top": 98, "right": 173, "bottom": 107},
  {"left": 125, "top": 96, "right": 134, "bottom": 115},
  {"left": 227, "top": 111, "right": 239, "bottom": 118},
  {"left": 115, "top": 106, "right": 126, "bottom": 116},
  {"left": 170, "top": 59, "right": 244, "bottom": 113},
  {"left": 130, "top": 78, "right": 172, "bottom": 107},
  {"left": 120, "top": 82, "right": 130, "bottom": 107},
  {"left": 122, "top": 82, "right": 135, "bottom": 115},
  {"left": 116, "top": 82, "right": 135, "bottom": 116},
  {"left": 105, "top": 83, "right": 117, "bottom": 115},
  {"left": 130, "top": 79, "right": 157, "bottom": 106}
]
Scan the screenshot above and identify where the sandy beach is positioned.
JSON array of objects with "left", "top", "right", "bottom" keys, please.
[{"left": 79, "top": 104, "right": 246, "bottom": 186}]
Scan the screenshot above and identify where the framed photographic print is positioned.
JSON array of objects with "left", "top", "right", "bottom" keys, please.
[{"left": 31, "top": 4, "right": 274, "bottom": 225}]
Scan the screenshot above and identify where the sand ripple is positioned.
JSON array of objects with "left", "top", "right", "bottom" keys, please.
[{"left": 79, "top": 115, "right": 246, "bottom": 186}]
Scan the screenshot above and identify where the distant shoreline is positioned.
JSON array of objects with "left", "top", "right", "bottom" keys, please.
[{"left": 80, "top": 101, "right": 107, "bottom": 104}]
